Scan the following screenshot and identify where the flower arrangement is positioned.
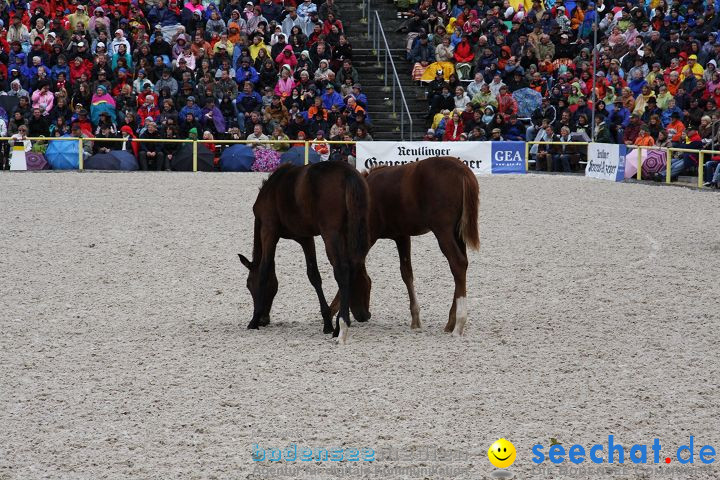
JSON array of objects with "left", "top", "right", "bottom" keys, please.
[{"left": 252, "top": 147, "right": 282, "bottom": 172}]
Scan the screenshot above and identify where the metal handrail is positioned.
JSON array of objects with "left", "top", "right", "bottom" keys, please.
[
  {"left": 371, "top": 10, "right": 414, "bottom": 140},
  {"left": 365, "top": 0, "right": 371, "bottom": 39}
]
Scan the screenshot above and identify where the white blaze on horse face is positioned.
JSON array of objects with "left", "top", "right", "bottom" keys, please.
[
  {"left": 453, "top": 296, "right": 467, "bottom": 337},
  {"left": 337, "top": 317, "right": 350, "bottom": 345}
]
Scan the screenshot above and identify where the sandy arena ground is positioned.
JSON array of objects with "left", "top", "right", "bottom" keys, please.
[{"left": 1, "top": 172, "right": 720, "bottom": 480}]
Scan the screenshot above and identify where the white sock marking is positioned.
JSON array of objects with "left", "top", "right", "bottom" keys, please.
[
  {"left": 337, "top": 317, "right": 350, "bottom": 345},
  {"left": 453, "top": 296, "right": 467, "bottom": 337}
]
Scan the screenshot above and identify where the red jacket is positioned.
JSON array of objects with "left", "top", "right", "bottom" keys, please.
[
  {"left": 497, "top": 93, "right": 518, "bottom": 120},
  {"left": 72, "top": 118, "right": 93, "bottom": 136},
  {"left": 137, "top": 91, "right": 158, "bottom": 107},
  {"left": 443, "top": 119, "right": 464, "bottom": 141},
  {"left": 453, "top": 39, "right": 474, "bottom": 63},
  {"left": 120, "top": 126, "right": 139, "bottom": 157},
  {"left": 322, "top": 19, "right": 343, "bottom": 35},
  {"left": 112, "top": 79, "right": 131, "bottom": 97},
  {"left": 137, "top": 104, "right": 160, "bottom": 126},
  {"left": 69, "top": 59, "right": 93, "bottom": 85}
]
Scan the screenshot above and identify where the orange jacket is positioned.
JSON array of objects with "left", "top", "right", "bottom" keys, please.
[
  {"left": 667, "top": 119, "right": 685, "bottom": 142},
  {"left": 634, "top": 134, "right": 655, "bottom": 146}
]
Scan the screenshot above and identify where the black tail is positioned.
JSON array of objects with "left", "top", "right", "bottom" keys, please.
[{"left": 344, "top": 172, "right": 370, "bottom": 259}]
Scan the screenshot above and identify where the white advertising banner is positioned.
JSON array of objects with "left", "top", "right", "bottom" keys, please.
[
  {"left": 355, "top": 141, "right": 527, "bottom": 175},
  {"left": 585, "top": 143, "right": 626, "bottom": 182}
]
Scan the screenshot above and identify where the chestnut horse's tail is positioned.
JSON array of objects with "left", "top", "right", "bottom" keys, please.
[
  {"left": 344, "top": 171, "right": 370, "bottom": 258},
  {"left": 459, "top": 170, "right": 480, "bottom": 251}
]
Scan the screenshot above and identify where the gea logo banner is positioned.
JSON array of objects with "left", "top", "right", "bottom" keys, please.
[
  {"left": 491, "top": 141, "right": 526, "bottom": 174},
  {"left": 355, "top": 142, "right": 526, "bottom": 175},
  {"left": 586, "top": 143, "right": 626, "bottom": 181}
]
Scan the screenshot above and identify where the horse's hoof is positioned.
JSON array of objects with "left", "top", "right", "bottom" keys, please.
[
  {"left": 247, "top": 323, "right": 259, "bottom": 330},
  {"left": 443, "top": 324, "right": 454, "bottom": 333},
  {"left": 323, "top": 325, "right": 334, "bottom": 334},
  {"left": 410, "top": 321, "right": 423, "bottom": 330},
  {"left": 258, "top": 315, "right": 270, "bottom": 327}
]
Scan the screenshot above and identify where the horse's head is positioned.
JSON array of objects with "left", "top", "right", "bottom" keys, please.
[
  {"left": 238, "top": 253, "right": 276, "bottom": 328},
  {"left": 238, "top": 253, "right": 257, "bottom": 288}
]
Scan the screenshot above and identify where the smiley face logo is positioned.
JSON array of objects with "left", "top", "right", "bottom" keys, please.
[{"left": 488, "top": 438, "right": 516, "bottom": 469}]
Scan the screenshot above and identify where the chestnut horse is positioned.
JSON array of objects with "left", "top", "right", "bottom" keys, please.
[
  {"left": 238, "top": 161, "right": 371, "bottom": 344},
  {"left": 331, "top": 156, "right": 479, "bottom": 336}
]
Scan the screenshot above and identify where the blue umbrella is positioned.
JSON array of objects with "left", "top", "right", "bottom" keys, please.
[
  {"left": 46, "top": 138, "right": 80, "bottom": 170},
  {"left": 280, "top": 146, "right": 321, "bottom": 166},
  {"left": 85, "top": 151, "right": 139, "bottom": 171},
  {"left": 171, "top": 143, "right": 215, "bottom": 172},
  {"left": 512, "top": 87, "right": 542, "bottom": 119},
  {"left": 220, "top": 144, "right": 255, "bottom": 172},
  {"left": 85, "top": 153, "right": 119, "bottom": 170},
  {"left": 110, "top": 150, "right": 139, "bottom": 171}
]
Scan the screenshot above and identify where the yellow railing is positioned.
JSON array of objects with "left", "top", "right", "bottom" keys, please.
[
  {"left": 1, "top": 137, "right": 356, "bottom": 172},
  {"left": 197, "top": 139, "right": 356, "bottom": 171},
  {"left": 525, "top": 141, "right": 590, "bottom": 173},
  {"left": 527, "top": 141, "right": 716, "bottom": 188},
  {"left": 5, "top": 136, "right": 718, "bottom": 188}
]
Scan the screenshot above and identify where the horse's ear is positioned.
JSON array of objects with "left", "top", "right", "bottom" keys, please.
[{"left": 238, "top": 254, "right": 252, "bottom": 269}]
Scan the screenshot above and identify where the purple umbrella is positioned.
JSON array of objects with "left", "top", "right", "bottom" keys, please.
[
  {"left": 642, "top": 149, "right": 667, "bottom": 177},
  {"left": 625, "top": 148, "right": 666, "bottom": 179},
  {"left": 25, "top": 152, "right": 48, "bottom": 170}
]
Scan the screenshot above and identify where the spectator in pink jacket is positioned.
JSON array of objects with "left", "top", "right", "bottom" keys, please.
[
  {"left": 31, "top": 81, "right": 55, "bottom": 116},
  {"left": 275, "top": 45, "right": 298, "bottom": 72},
  {"left": 274, "top": 65, "right": 296, "bottom": 98}
]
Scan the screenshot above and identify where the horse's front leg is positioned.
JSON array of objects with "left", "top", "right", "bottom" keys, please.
[
  {"left": 297, "top": 237, "right": 333, "bottom": 334},
  {"left": 247, "top": 232, "right": 279, "bottom": 329}
]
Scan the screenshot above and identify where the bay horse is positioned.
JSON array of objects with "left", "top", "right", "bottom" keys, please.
[
  {"left": 331, "top": 156, "right": 479, "bottom": 336},
  {"left": 238, "top": 161, "right": 371, "bottom": 344}
]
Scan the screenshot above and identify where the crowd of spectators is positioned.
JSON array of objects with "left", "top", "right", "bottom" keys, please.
[
  {"left": 402, "top": 0, "right": 720, "bottom": 184},
  {"left": 0, "top": 0, "right": 374, "bottom": 170}
]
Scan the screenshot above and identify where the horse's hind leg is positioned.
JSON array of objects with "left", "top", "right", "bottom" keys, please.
[
  {"left": 333, "top": 259, "right": 352, "bottom": 344},
  {"left": 435, "top": 230, "right": 469, "bottom": 336},
  {"left": 323, "top": 232, "right": 352, "bottom": 344},
  {"left": 297, "top": 237, "right": 333, "bottom": 334},
  {"left": 395, "top": 236, "right": 421, "bottom": 329}
]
